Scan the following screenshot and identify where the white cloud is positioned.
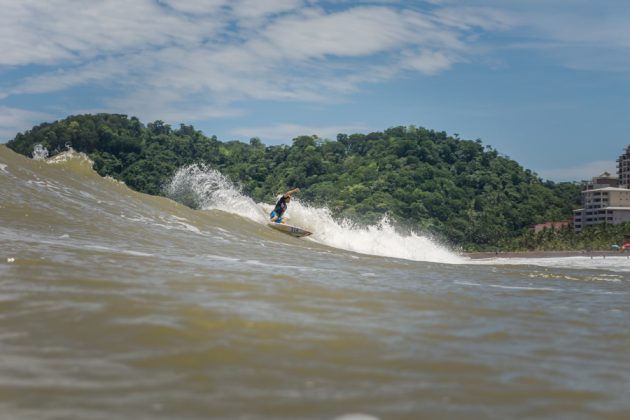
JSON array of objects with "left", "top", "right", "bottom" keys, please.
[
  {"left": 401, "top": 49, "right": 458, "bottom": 75},
  {"left": 102, "top": 86, "right": 244, "bottom": 123},
  {"left": 516, "top": 9, "right": 630, "bottom": 49},
  {"left": 258, "top": 7, "right": 463, "bottom": 61},
  {"left": 431, "top": 0, "right": 630, "bottom": 71},
  {"left": 231, "top": 0, "right": 304, "bottom": 19},
  {"left": 536, "top": 160, "right": 617, "bottom": 183},
  {"left": 229, "top": 122, "right": 372, "bottom": 144},
  {"left": 430, "top": 6, "right": 514, "bottom": 31},
  {"left": 161, "top": 0, "right": 229, "bottom": 14},
  {"left": 508, "top": 9, "right": 630, "bottom": 71},
  {"left": 3, "top": 58, "right": 134, "bottom": 98},
  {"left": 1, "top": 2, "right": 480, "bottom": 114},
  {"left": 0, "top": 107, "right": 52, "bottom": 141},
  {"left": 4, "top": 0, "right": 628, "bottom": 128},
  {"left": 0, "top": 0, "right": 218, "bottom": 66}
]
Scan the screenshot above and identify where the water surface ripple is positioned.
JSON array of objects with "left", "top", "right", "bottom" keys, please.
[{"left": 1, "top": 146, "right": 629, "bottom": 419}]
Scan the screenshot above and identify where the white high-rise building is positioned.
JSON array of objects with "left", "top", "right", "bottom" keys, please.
[
  {"left": 618, "top": 145, "right": 630, "bottom": 188},
  {"left": 573, "top": 171, "right": 630, "bottom": 232}
]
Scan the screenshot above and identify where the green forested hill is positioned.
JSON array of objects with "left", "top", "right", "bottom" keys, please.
[{"left": 6, "top": 113, "right": 582, "bottom": 250}]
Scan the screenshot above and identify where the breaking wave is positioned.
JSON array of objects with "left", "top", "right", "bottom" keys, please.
[{"left": 164, "top": 164, "right": 464, "bottom": 264}]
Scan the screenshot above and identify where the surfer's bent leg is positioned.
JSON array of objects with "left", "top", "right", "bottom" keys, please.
[{"left": 270, "top": 211, "right": 283, "bottom": 223}]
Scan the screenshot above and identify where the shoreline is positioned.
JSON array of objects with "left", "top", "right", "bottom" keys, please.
[{"left": 465, "top": 250, "right": 630, "bottom": 259}]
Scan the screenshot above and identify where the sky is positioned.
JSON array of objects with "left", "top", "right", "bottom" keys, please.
[{"left": 1, "top": 0, "right": 629, "bottom": 182}]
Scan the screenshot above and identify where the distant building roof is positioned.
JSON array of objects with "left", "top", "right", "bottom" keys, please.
[{"left": 582, "top": 187, "right": 630, "bottom": 193}]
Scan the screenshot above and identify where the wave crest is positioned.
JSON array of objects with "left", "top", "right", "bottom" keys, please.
[{"left": 164, "top": 164, "right": 267, "bottom": 222}]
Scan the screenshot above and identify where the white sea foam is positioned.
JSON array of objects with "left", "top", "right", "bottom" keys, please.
[
  {"left": 31, "top": 145, "right": 94, "bottom": 167},
  {"left": 165, "top": 164, "right": 267, "bottom": 223},
  {"left": 333, "top": 414, "right": 380, "bottom": 420},
  {"left": 85, "top": 244, "right": 153, "bottom": 257},
  {"left": 47, "top": 148, "right": 94, "bottom": 166},
  {"left": 32, "top": 144, "right": 49, "bottom": 160},
  {"left": 486, "top": 284, "right": 560, "bottom": 292},
  {"left": 282, "top": 201, "right": 464, "bottom": 264},
  {"left": 165, "top": 164, "right": 464, "bottom": 264},
  {"left": 205, "top": 254, "right": 240, "bottom": 262},
  {"left": 481, "top": 256, "right": 630, "bottom": 273},
  {"left": 154, "top": 215, "right": 202, "bottom": 234}
]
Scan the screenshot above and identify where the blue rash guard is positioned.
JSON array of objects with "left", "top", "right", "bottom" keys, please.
[{"left": 270, "top": 196, "right": 288, "bottom": 223}]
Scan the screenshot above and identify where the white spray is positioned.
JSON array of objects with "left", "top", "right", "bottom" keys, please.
[
  {"left": 285, "top": 201, "right": 464, "bottom": 264},
  {"left": 165, "top": 164, "right": 464, "bottom": 264},
  {"left": 164, "top": 164, "right": 268, "bottom": 223},
  {"left": 32, "top": 144, "right": 49, "bottom": 160}
]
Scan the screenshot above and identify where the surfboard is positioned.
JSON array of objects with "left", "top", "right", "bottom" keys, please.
[{"left": 267, "top": 223, "right": 312, "bottom": 238}]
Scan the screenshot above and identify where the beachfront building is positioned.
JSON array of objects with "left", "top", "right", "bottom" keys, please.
[
  {"left": 573, "top": 146, "right": 630, "bottom": 232},
  {"left": 618, "top": 145, "right": 630, "bottom": 188},
  {"left": 586, "top": 171, "right": 618, "bottom": 189},
  {"left": 573, "top": 185, "right": 630, "bottom": 232}
]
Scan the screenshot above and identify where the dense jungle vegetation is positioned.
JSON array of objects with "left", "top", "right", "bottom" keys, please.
[
  {"left": 7, "top": 113, "right": 602, "bottom": 251},
  {"left": 506, "top": 222, "right": 630, "bottom": 252}
]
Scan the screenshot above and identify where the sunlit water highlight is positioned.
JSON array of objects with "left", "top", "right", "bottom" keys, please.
[{"left": 1, "top": 146, "right": 629, "bottom": 419}]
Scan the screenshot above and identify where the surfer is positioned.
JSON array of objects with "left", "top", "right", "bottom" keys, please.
[{"left": 270, "top": 188, "right": 300, "bottom": 224}]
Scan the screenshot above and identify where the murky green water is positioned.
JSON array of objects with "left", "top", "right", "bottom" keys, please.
[{"left": 1, "top": 146, "right": 629, "bottom": 419}]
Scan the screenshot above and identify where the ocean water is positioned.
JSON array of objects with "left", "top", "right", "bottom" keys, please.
[{"left": 0, "top": 145, "right": 628, "bottom": 419}]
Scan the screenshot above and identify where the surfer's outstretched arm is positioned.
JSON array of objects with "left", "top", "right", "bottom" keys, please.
[{"left": 283, "top": 187, "right": 300, "bottom": 198}]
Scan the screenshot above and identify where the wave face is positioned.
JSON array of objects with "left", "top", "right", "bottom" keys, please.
[{"left": 1, "top": 145, "right": 629, "bottom": 420}]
